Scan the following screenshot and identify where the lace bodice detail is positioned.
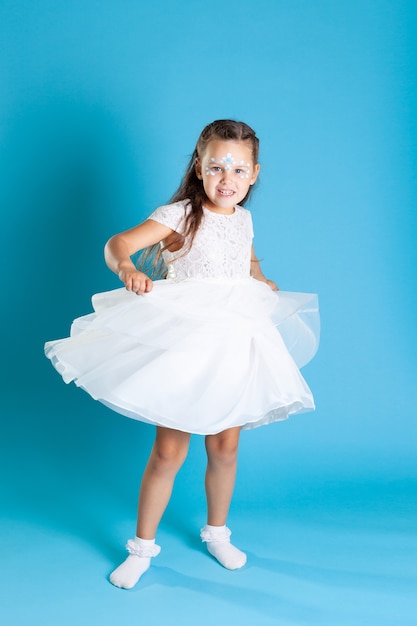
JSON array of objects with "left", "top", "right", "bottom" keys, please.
[{"left": 148, "top": 200, "right": 254, "bottom": 281}]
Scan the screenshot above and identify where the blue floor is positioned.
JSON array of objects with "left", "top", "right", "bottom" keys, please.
[{"left": 2, "top": 397, "right": 416, "bottom": 626}]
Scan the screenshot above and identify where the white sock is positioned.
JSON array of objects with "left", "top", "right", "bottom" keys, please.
[
  {"left": 109, "top": 537, "right": 161, "bottom": 589},
  {"left": 200, "top": 525, "right": 247, "bottom": 570}
]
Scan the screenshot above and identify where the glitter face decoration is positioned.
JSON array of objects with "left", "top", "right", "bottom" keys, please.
[{"left": 204, "top": 153, "right": 251, "bottom": 179}]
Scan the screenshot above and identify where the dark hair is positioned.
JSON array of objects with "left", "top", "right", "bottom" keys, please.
[{"left": 139, "top": 120, "right": 260, "bottom": 277}]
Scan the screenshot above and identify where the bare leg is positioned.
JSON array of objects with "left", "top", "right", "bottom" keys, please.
[
  {"left": 110, "top": 426, "right": 191, "bottom": 589},
  {"left": 136, "top": 426, "right": 191, "bottom": 538},
  {"left": 201, "top": 427, "right": 246, "bottom": 569},
  {"left": 205, "top": 427, "right": 241, "bottom": 525}
]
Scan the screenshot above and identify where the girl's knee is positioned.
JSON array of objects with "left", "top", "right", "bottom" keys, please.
[
  {"left": 205, "top": 429, "right": 240, "bottom": 465},
  {"left": 153, "top": 444, "right": 187, "bottom": 469},
  {"left": 152, "top": 430, "right": 190, "bottom": 471}
]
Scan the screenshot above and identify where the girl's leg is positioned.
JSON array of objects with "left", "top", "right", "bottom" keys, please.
[
  {"left": 136, "top": 426, "right": 191, "bottom": 538},
  {"left": 205, "top": 427, "right": 241, "bottom": 525},
  {"left": 201, "top": 427, "right": 246, "bottom": 569},
  {"left": 110, "top": 426, "right": 191, "bottom": 589}
]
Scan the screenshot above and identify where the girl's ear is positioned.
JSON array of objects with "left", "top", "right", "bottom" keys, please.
[
  {"left": 195, "top": 157, "right": 203, "bottom": 180},
  {"left": 250, "top": 163, "right": 260, "bottom": 185}
]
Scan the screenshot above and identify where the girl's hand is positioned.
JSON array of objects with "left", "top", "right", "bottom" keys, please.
[
  {"left": 266, "top": 279, "right": 279, "bottom": 291},
  {"left": 119, "top": 269, "right": 153, "bottom": 295}
]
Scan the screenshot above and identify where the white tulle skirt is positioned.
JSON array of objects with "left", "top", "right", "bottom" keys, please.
[{"left": 45, "top": 277, "right": 319, "bottom": 434}]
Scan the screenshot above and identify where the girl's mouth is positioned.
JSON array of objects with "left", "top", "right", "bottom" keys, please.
[{"left": 217, "top": 189, "right": 235, "bottom": 197}]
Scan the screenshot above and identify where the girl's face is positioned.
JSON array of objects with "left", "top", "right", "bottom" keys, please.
[{"left": 195, "top": 140, "right": 260, "bottom": 213}]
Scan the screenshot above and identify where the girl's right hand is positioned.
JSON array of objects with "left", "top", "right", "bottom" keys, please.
[{"left": 118, "top": 269, "right": 153, "bottom": 295}]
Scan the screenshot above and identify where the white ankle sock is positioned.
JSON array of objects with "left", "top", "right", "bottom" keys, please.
[
  {"left": 200, "top": 525, "right": 247, "bottom": 570},
  {"left": 109, "top": 537, "right": 161, "bottom": 589}
]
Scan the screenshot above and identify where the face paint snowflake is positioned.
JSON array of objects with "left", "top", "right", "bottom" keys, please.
[
  {"left": 203, "top": 154, "right": 252, "bottom": 178},
  {"left": 220, "top": 152, "right": 235, "bottom": 171}
]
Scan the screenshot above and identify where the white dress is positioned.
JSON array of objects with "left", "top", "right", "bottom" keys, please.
[{"left": 45, "top": 200, "right": 319, "bottom": 435}]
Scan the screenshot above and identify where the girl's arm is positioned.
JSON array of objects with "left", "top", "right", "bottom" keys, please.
[
  {"left": 250, "top": 245, "right": 279, "bottom": 291},
  {"left": 104, "top": 219, "right": 174, "bottom": 294}
]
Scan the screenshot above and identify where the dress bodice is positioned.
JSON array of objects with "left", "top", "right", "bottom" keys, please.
[{"left": 148, "top": 200, "right": 254, "bottom": 281}]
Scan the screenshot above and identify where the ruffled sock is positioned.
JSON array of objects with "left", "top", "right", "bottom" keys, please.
[
  {"left": 109, "top": 537, "right": 161, "bottom": 589},
  {"left": 200, "top": 524, "right": 247, "bottom": 570}
]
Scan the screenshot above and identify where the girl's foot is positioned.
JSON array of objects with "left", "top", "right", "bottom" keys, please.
[
  {"left": 200, "top": 525, "right": 247, "bottom": 570},
  {"left": 110, "top": 537, "right": 161, "bottom": 589}
]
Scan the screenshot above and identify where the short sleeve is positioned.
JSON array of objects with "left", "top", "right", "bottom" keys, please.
[
  {"left": 236, "top": 205, "right": 254, "bottom": 239},
  {"left": 246, "top": 209, "right": 254, "bottom": 239},
  {"left": 148, "top": 201, "right": 188, "bottom": 234}
]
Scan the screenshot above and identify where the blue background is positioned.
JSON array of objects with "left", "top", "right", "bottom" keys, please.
[{"left": 1, "top": 1, "right": 416, "bottom": 624}]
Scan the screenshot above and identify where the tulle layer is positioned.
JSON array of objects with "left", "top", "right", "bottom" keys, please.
[{"left": 45, "top": 278, "right": 319, "bottom": 434}]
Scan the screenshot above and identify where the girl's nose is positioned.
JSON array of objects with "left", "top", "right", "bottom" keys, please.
[{"left": 221, "top": 169, "right": 233, "bottom": 182}]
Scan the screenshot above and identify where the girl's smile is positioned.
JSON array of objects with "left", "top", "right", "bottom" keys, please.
[{"left": 195, "top": 140, "right": 260, "bottom": 213}]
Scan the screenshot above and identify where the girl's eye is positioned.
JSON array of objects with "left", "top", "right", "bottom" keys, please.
[{"left": 205, "top": 165, "right": 222, "bottom": 176}]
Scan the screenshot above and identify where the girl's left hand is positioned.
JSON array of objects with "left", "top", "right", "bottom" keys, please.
[{"left": 266, "top": 279, "right": 279, "bottom": 291}]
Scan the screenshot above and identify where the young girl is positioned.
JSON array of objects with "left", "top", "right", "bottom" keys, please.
[{"left": 45, "top": 119, "right": 319, "bottom": 590}]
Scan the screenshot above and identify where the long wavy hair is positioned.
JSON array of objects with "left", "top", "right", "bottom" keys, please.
[{"left": 139, "top": 119, "right": 260, "bottom": 277}]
